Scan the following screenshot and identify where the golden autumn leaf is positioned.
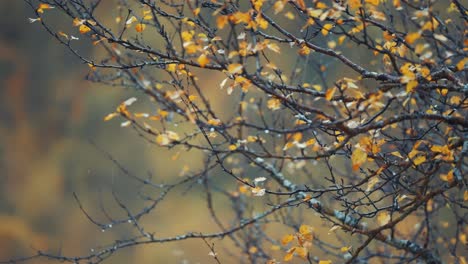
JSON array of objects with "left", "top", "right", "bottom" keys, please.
[
  {"left": 406, "top": 80, "right": 418, "bottom": 93},
  {"left": 156, "top": 131, "right": 180, "bottom": 146},
  {"left": 167, "top": 63, "right": 177, "bottom": 72},
  {"left": 457, "top": 58, "right": 468, "bottom": 70},
  {"left": 271, "top": 245, "right": 281, "bottom": 251},
  {"left": 348, "top": 0, "right": 362, "bottom": 9},
  {"left": 228, "top": 144, "right": 237, "bottom": 151},
  {"left": 322, "top": 24, "right": 333, "bottom": 36},
  {"left": 352, "top": 147, "right": 367, "bottom": 171},
  {"left": 440, "top": 171, "right": 454, "bottom": 182},
  {"left": 341, "top": 246, "right": 351, "bottom": 252},
  {"left": 318, "top": 260, "right": 332, "bottom": 264},
  {"left": 267, "top": 43, "right": 281, "bottom": 53},
  {"left": 197, "top": 54, "right": 209, "bottom": 68},
  {"left": 135, "top": 23, "right": 146, "bottom": 32},
  {"left": 267, "top": 98, "right": 281, "bottom": 110},
  {"left": 273, "top": 1, "right": 286, "bottom": 14},
  {"left": 377, "top": 211, "right": 390, "bottom": 226},
  {"left": 281, "top": 234, "right": 294, "bottom": 245},
  {"left": 103, "top": 112, "right": 119, "bottom": 121},
  {"left": 412, "top": 155, "right": 426, "bottom": 166},
  {"left": 390, "top": 151, "right": 404, "bottom": 159},
  {"left": 365, "top": 0, "right": 379, "bottom": 6},
  {"left": 37, "top": 3, "right": 54, "bottom": 13},
  {"left": 325, "top": 87, "right": 336, "bottom": 101},
  {"left": 227, "top": 63, "right": 243, "bottom": 74},
  {"left": 216, "top": 15, "right": 229, "bottom": 29},
  {"left": 79, "top": 24, "right": 91, "bottom": 34},
  {"left": 405, "top": 32, "right": 420, "bottom": 44},
  {"left": 366, "top": 177, "right": 380, "bottom": 192},
  {"left": 298, "top": 45, "right": 311, "bottom": 56},
  {"left": 283, "top": 251, "right": 294, "bottom": 262},
  {"left": 156, "top": 134, "right": 170, "bottom": 146}
]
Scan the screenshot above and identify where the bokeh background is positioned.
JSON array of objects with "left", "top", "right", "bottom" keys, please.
[{"left": 0, "top": 1, "right": 223, "bottom": 263}]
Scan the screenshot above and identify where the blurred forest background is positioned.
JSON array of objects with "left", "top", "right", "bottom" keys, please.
[
  {"left": 0, "top": 1, "right": 224, "bottom": 263},
  {"left": 1, "top": 1, "right": 446, "bottom": 263}
]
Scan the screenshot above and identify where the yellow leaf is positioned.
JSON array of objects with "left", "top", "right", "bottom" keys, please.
[
  {"left": 338, "top": 35, "right": 346, "bottom": 45},
  {"left": 405, "top": 32, "right": 420, "bottom": 45},
  {"left": 295, "top": 247, "right": 308, "bottom": 258},
  {"left": 413, "top": 155, "right": 426, "bottom": 166},
  {"left": 267, "top": 43, "right": 281, "bottom": 53},
  {"left": 103, "top": 112, "right": 118, "bottom": 121},
  {"left": 340, "top": 246, "right": 350, "bottom": 253},
  {"left": 299, "top": 225, "right": 313, "bottom": 235},
  {"left": 283, "top": 142, "right": 294, "bottom": 151},
  {"left": 227, "top": 63, "right": 243, "bottom": 74},
  {"left": 406, "top": 80, "right": 418, "bottom": 93},
  {"left": 308, "top": 9, "right": 322, "bottom": 18},
  {"left": 391, "top": 151, "right": 404, "bottom": 158},
  {"left": 283, "top": 251, "right": 294, "bottom": 262},
  {"left": 79, "top": 24, "right": 91, "bottom": 34},
  {"left": 298, "top": 45, "right": 311, "bottom": 56},
  {"left": 37, "top": 3, "right": 54, "bottom": 13},
  {"left": 348, "top": 0, "right": 362, "bottom": 9},
  {"left": 271, "top": 245, "right": 281, "bottom": 251},
  {"left": 316, "top": 2, "right": 327, "bottom": 9},
  {"left": 319, "top": 261, "right": 332, "bottom": 264},
  {"left": 377, "top": 211, "right": 390, "bottom": 226},
  {"left": 255, "top": 15, "right": 268, "bottom": 29},
  {"left": 197, "top": 54, "right": 209, "bottom": 68},
  {"left": 456, "top": 58, "right": 468, "bottom": 70},
  {"left": 207, "top": 119, "right": 222, "bottom": 126},
  {"left": 273, "top": 1, "right": 285, "bottom": 14},
  {"left": 248, "top": 246, "right": 258, "bottom": 254},
  {"left": 228, "top": 144, "right": 237, "bottom": 151},
  {"left": 181, "top": 31, "right": 194, "bottom": 42},
  {"left": 352, "top": 147, "right": 367, "bottom": 171},
  {"left": 292, "top": 133, "right": 303, "bottom": 142},
  {"left": 325, "top": 87, "right": 336, "bottom": 101},
  {"left": 322, "top": 24, "right": 333, "bottom": 36},
  {"left": 393, "top": 0, "right": 401, "bottom": 8},
  {"left": 431, "top": 145, "right": 450, "bottom": 155},
  {"left": 126, "top": 16, "right": 137, "bottom": 25},
  {"left": 167, "top": 63, "right": 177, "bottom": 72},
  {"left": 365, "top": 0, "right": 379, "bottom": 6},
  {"left": 440, "top": 171, "right": 454, "bottom": 182},
  {"left": 156, "top": 134, "right": 170, "bottom": 146},
  {"left": 281, "top": 234, "right": 294, "bottom": 245},
  {"left": 267, "top": 98, "right": 281, "bottom": 110},
  {"left": 366, "top": 177, "right": 379, "bottom": 192},
  {"left": 464, "top": 190, "right": 468, "bottom": 201},
  {"left": 285, "top": 11, "right": 295, "bottom": 20},
  {"left": 312, "top": 84, "right": 322, "bottom": 91},
  {"left": 135, "top": 23, "right": 146, "bottom": 32}
]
